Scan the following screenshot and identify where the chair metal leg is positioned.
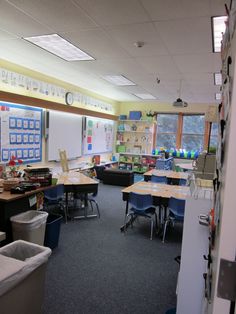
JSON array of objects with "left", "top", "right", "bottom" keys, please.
[
  {"left": 162, "top": 219, "right": 168, "bottom": 243},
  {"left": 88, "top": 199, "right": 100, "bottom": 218},
  {"left": 150, "top": 219, "right": 154, "bottom": 240}
]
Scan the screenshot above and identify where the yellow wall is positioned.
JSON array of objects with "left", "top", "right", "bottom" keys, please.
[
  {"left": 0, "top": 59, "right": 120, "bottom": 116},
  {"left": 0, "top": 59, "right": 216, "bottom": 168},
  {"left": 118, "top": 101, "right": 215, "bottom": 117}
]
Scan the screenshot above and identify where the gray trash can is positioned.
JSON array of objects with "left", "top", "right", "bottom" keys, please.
[
  {"left": 0, "top": 240, "right": 51, "bottom": 314},
  {"left": 10, "top": 210, "right": 48, "bottom": 245}
]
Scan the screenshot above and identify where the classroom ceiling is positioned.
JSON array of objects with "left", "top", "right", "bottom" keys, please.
[{"left": 0, "top": 0, "right": 229, "bottom": 104}]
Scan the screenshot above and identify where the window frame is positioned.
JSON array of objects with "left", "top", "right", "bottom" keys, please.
[
  {"left": 156, "top": 113, "right": 179, "bottom": 150},
  {"left": 154, "top": 112, "right": 211, "bottom": 151}
]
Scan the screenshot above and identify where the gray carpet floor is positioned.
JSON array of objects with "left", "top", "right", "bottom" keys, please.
[{"left": 42, "top": 183, "right": 182, "bottom": 314}]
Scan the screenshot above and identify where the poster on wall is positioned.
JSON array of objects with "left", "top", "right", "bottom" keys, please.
[
  {"left": 0, "top": 101, "right": 42, "bottom": 163},
  {"left": 83, "top": 117, "right": 114, "bottom": 155}
]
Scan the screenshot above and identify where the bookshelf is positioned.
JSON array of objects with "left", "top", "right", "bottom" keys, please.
[{"left": 116, "top": 120, "right": 156, "bottom": 155}]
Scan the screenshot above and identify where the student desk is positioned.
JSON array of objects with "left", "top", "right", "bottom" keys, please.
[
  {"left": 121, "top": 181, "right": 190, "bottom": 231},
  {"left": 57, "top": 172, "right": 98, "bottom": 218},
  {"left": 175, "top": 162, "right": 194, "bottom": 171},
  {"left": 144, "top": 169, "right": 189, "bottom": 183},
  {"left": 0, "top": 185, "right": 55, "bottom": 244}
]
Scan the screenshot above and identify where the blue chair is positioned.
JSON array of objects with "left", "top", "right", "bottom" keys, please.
[
  {"left": 179, "top": 178, "right": 187, "bottom": 186},
  {"left": 162, "top": 197, "right": 186, "bottom": 243},
  {"left": 125, "top": 192, "right": 157, "bottom": 240},
  {"left": 151, "top": 175, "right": 167, "bottom": 184},
  {"left": 44, "top": 184, "right": 67, "bottom": 223},
  {"left": 86, "top": 192, "right": 100, "bottom": 218},
  {"left": 155, "top": 159, "right": 167, "bottom": 170},
  {"left": 156, "top": 157, "right": 173, "bottom": 170}
]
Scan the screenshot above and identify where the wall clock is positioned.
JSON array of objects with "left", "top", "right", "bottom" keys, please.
[{"left": 65, "top": 92, "right": 74, "bottom": 105}]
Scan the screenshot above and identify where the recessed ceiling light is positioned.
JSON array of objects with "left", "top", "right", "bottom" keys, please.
[
  {"left": 134, "top": 93, "right": 156, "bottom": 100},
  {"left": 102, "top": 75, "right": 136, "bottom": 86},
  {"left": 214, "top": 73, "right": 222, "bottom": 85},
  {"left": 24, "top": 34, "right": 94, "bottom": 61},
  {"left": 215, "top": 93, "right": 222, "bottom": 100},
  {"left": 212, "top": 16, "right": 227, "bottom": 52}
]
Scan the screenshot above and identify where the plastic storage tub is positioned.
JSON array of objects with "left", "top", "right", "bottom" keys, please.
[
  {"left": 10, "top": 210, "right": 48, "bottom": 245},
  {"left": 0, "top": 240, "right": 51, "bottom": 314},
  {"left": 44, "top": 214, "right": 63, "bottom": 250}
]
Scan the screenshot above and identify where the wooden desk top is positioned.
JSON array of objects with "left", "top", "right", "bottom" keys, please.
[
  {"left": 122, "top": 181, "right": 190, "bottom": 199},
  {"left": 176, "top": 163, "right": 194, "bottom": 171},
  {"left": 144, "top": 169, "right": 189, "bottom": 180},
  {"left": 0, "top": 185, "right": 54, "bottom": 203},
  {"left": 57, "top": 171, "right": 98, "bottom": 186}
]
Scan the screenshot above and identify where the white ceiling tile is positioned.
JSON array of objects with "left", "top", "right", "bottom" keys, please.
[
  {"left": 141, "top": 0, "right": 211, "bottom": 20},
  {"left": 155, "top": 17, "right": 212, "bottom": 54},
  {"left": 135, "top": 55, "right": 180, "bottom": 75},
  {"left": 63, "top": 29, "right": 130, "bottom": 59},
  {"left": 73, "top": 0, "right": 150, "bottom": 25},
  {"left": 0, "top": 0, "right": 226, "bottom": 104},
  {"left": 8, "top": 0, "right": 97, "bottom": 31},
  {"left": 0, "top": 1, "right": 51, "bottom": 37},
  {"left": 105, "top": 23, "right": 169, "bottom": 56},
  {"left": 0, "top": 28, "right": 17, "bottom": 40},
  {"left": 173, "top": 53, "right": 214, "bottom": 73}
]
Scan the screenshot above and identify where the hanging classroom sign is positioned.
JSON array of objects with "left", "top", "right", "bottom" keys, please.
[
  {"left": 83, "top": 116, "right": 114, "bottom": 155},
  {"left": 0, "top": 101, "right": 42, "bottom": 163}
]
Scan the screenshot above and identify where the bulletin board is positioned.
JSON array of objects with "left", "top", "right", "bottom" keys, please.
[
  {"left": 47, "top": 110, "right": 82, "bottom": 161},
  {"left": 83, "top": 117, "right": 114, "bottom": 155},
  {"left": 0, "top": 101, "right": 42, "bottom": 163}
]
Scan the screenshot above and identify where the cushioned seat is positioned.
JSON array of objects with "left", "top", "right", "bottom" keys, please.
[{"left": 102, "top": 169, "right": 134, "bottom": 186}]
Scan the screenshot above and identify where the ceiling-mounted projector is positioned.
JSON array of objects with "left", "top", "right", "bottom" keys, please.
[
  {"left": 173, "top": 98, "right": 188, "bottom": 107},
  {"left": 173, "top": 79, "right": 188, "bottom": 107}
]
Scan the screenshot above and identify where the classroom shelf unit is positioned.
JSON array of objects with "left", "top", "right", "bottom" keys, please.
[
  {"left": 118, "top": 153, "right": 160, "bottom": 173},
  {"left": 116, "top": 120, "right": 156, "bottom": 155}
]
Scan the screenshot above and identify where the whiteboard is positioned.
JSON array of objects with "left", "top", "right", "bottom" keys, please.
[
  {"left": 83, "top": 116, "right": 114, "bottom": 155},
  {"left": 47, "top": 110, "right": 82, "bottom": 161}
]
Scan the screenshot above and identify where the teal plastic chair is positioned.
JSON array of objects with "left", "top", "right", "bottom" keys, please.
[{"left": 125, "top": 192, "right": 157, "bottom": 240}]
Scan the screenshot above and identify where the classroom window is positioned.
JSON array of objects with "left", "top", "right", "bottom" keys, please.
[
  {"left": 209, "top": 122, "right": 218, "bottom": 152},
  {"left": 156, "top": 114, "right": 178, "bottom": 149},
  {"left": 181, "top": 115, "right": 205, "bottom": 151}
]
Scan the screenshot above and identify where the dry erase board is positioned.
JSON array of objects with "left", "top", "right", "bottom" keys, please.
[
  {"left": 47, "top": 110, "right": 82, "bottom": 161},
  {"left": 83, "top": 117, "right": 114, "bottom": 155},
  {"left": 0, "top": 101, "right": 42, "bottom": 163}
]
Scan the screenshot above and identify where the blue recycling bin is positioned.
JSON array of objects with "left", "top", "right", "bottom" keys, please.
[{"left": 44, "top": 214, "right": 62, "bottom": 250}]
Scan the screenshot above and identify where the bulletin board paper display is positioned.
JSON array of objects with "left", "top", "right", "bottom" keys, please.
[
  {"left": 0, "top": 102, "right": 42, "bottom": 163},
  {"left": 83, "top": 117, "right": 114, "bottom": 155}
]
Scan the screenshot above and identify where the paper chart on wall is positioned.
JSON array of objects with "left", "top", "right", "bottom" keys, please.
[
  {"left": 0, "top": 101, "right": 42, "bottom": 163},
  {"left": 83, "top": 117, "right": 114, "bottom": 155}
]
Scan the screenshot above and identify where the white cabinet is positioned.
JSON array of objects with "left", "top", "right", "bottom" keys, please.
[{"left": 177, "top": 197, "right": 211, "bottom": 314}]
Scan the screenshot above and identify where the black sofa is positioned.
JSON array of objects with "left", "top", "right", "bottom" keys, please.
[{"left": 102, "top": 169, "right": 134, "bottom": 186}]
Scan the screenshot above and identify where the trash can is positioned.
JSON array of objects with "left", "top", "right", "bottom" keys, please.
[
  {"left": 0, "top": 240, "right": 51, "bottom": 314},
  {"left": 44, "top": 214, "right": 63, "bottom": 250},
  {"left": 10, "top": 210, "right": 48, "bottom": 245}
]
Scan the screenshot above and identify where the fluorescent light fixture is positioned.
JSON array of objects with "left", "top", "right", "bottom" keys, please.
[
  {"left": 212, "top": 16, "right": 227, "bottom": 52},
  {"left": 214, "top": 73, "right": 222, "bottom": 85},
  {"left": 134, "top": 93, "right": 156, "bottom": 100},
  {"left": 102, "top": 75, "right": 136, "bottom": 86},
  {"left": 24, "top": 34, "right": 94, "bottom": 61},
  {"left": 215, "top": 93, "right": 222, "bottom": 100}
]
